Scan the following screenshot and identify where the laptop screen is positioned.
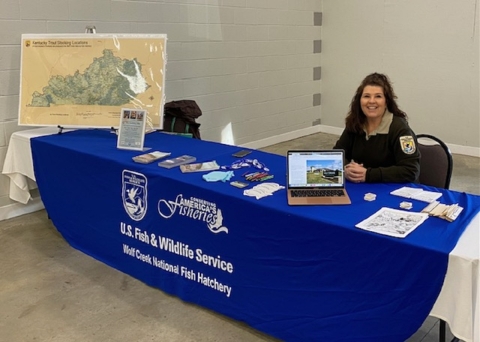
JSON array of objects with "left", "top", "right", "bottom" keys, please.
[{"left": 287, "top": 150, "right": 345, "bottom": 188}]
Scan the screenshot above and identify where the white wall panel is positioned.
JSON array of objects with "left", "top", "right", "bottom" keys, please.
[{"left": 321, "top": 0, "right": 479, "bottom": 148}]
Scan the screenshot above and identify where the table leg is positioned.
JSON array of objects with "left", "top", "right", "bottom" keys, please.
[
  {"left": 440, "top": 319, "right": 461, "bottom": 342},
  {"left": 440, "top": 320, "right": 446, "bottom": 342}
]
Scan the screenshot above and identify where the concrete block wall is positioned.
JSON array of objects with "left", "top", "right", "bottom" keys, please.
[
  {"left": 0, "top": 0, "right": 322, "bottom": 209},
  {"left": 320, "top": 0, "right": 479, "bottom": 155}
]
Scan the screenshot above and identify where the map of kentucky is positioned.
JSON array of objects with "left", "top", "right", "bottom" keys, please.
[
  {"left": 30, "top": 49, "right": 148, "bottom": 107},
  {"left": 19, "top": 34, "right": 166, "bottom": 128}
]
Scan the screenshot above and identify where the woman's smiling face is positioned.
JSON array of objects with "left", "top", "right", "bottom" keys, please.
[{"left": 360, "top": 85, "right": 386, "bottom": 120}]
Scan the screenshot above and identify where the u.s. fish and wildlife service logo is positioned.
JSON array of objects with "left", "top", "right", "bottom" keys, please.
[
  {"left": 400, "top": 136, "right": 416, "bottom": 155},
  {"left": 122, "top": 170, "right": 147, "bottom": 221}
]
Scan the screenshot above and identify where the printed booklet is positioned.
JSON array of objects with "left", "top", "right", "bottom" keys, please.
[
  {"left": 132, "top": 151, "right": 171, "bottom": 164},
  {"left": 180, "top": 161, "right": 220, "bottom": 173},
  {"left": 158, "top": 155, "right": 197, "bottom": 169}
]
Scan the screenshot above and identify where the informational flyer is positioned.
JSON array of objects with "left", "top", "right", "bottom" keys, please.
[
  {"left": 390, "top": 186, "right": 443, "bottom": 203},
  {"left": 180, "top": 161, "right": 220, "bottom": 173},
  {"left": 355, "top": 207, "right": 429, "bottom": 238},
  {"left": 117, "top": 108, "right": 147, "bottom": 151},
  {"left": 19, "top": 33, "right": 167, "bottom": 129}
]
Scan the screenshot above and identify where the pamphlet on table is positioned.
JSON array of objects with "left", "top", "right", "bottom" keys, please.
[
  {"left": 421, "top": 201, "right": 464, "bottom": 222},
  {"left": 158, "top": 155, "right": 196, "bottom": 169},
  {"left": 180, "top": 161, "right": 220, "bottom": 173},
  {"left": 390, "top": 186, "right": 442, "bottom": 203},
  {"left": 132, "top": 151, "right": 171, "bottom": 164},
  {"left": 356, "top": 207, "right": 429, "bottom": 238}
]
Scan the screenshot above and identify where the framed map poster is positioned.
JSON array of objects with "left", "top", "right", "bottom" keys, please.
[{"left": 19, "top": 34, "right": 167, "bottom": 129}]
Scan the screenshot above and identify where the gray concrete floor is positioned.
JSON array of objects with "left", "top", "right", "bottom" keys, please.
[{"left": 1, "top": 132, "right": 478, "bottom": 341}]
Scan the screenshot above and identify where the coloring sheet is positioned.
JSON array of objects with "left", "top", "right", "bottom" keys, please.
[{"left": 356, "top": 207, "right": 429, "bottom": 238}]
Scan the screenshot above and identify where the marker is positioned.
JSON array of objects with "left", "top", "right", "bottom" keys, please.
[{"left": 259, "top": 175, "right": 274, "bottom": 181}]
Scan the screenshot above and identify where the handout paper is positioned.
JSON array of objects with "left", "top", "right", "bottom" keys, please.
[
  {"left": 356, "top": 207, "right": 429, "bottom": 238},
  {"left": 390, "top": 186, "right": 442, "bottom": 203}
]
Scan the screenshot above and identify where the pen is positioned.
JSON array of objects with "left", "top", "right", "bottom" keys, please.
[
  {"left": 245, "top": 172, "right": 259, "bottom": 180},
  {"left": 259, "top": 175, "right": 274, "bottom": 181},
  {"left": 251, "top": 172, "right": 268, "bottom": 181}
]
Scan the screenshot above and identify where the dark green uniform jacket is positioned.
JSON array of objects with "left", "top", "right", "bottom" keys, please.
[{"left": 333, "top": 112, "right": 420, "bottom": 183}]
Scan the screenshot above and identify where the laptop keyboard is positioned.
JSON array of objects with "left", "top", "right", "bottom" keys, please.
[{"left": 291, "top": 189, "right": 345, "bottom": 198}]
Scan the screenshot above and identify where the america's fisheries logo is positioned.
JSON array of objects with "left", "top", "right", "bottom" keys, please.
[
  {"left": 158, "top": 194, "right": 228, "bottom": 234},
  {"left": 122, "top": 170, "right": 147, "bottom": 221}
]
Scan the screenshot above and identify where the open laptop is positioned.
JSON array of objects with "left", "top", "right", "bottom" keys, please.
[{"left": 287, "top": 150, "right": 351, "bottom": 205}]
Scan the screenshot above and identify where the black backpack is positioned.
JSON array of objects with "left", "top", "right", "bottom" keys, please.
[{"left": 163, "top": 100, "right": 202, "bottom": 139}]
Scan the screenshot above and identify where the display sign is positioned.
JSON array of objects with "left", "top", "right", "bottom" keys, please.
[
  {"left": 117, "top": 108, "right": 147, "bottom": 151},
  {"left": 19, "top": 33, "right": 167, "bottom": 129}
]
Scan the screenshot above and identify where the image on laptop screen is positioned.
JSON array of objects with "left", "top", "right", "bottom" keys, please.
[{"left": 288, "top": 151, "right": 345, "bottom": 188}]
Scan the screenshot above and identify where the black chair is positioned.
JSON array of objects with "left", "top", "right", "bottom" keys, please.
[
  {"left": 416, "top": 134, "right": 453, "bottom": 190},
  {"left": 417, "top": 134, "right": 457, "bottom": 342}
]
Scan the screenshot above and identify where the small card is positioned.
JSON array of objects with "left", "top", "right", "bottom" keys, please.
[
  {"left": 133, "top": 151, "right": 171, "bottom": 164},
  {"left": 421, "top": 201, "right": 440, "bottom": 214},
  {"left": 230, "top": 181, "right": 249, "bottom": 188},
  {"left": 421, "top": 201, "right": 464, "bottom": 222},
  {"left": 158, "top": 155, "right": 196, "bottom": 169},
  {"left": 232, "top": 149, "right": 252, "bottom": 158}
]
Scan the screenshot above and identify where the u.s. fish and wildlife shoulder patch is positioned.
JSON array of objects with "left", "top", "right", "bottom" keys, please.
[{"left": 399, "top": 136, "right": 416, "bottom": 154}]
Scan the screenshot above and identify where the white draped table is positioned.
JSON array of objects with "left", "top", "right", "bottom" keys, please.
[{"left": 2, "top": 127, "right": 72, "bottom": 204}]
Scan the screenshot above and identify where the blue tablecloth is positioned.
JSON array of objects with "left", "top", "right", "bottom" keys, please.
[{"left": 31, "top": 129, "right": 480, "bottom": 341}]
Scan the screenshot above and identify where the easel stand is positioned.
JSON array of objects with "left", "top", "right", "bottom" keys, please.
[{"left": 85, "top": 26, "right": 97, "bottom": 34}]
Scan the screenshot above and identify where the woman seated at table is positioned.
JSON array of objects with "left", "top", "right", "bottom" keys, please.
[{"left": 333, "top": 72, "right": 420, "bottom": 183}]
